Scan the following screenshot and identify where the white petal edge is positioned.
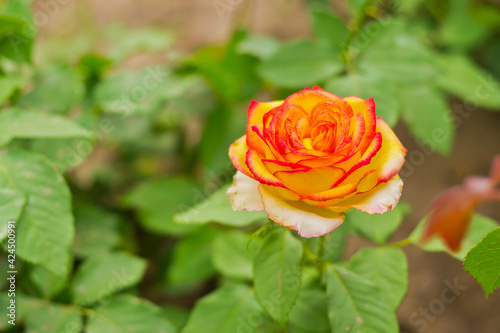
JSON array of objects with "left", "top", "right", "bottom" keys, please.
[
  {"left": 258, "top": 185, "right": 345, "bottom": 238},
  {"left": 352, "top": 174, "right": 403, "bottom": 214},
  {"left": 227, "top": 171, "right": 264, "bottom": 211}
]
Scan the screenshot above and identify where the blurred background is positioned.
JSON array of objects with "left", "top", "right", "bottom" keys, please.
[{"left": 1, "top": 0, "right": 500, "bottom": 332}]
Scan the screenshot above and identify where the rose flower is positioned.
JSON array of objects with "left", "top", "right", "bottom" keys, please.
[{"left": 227, "top": 87, "right": 407, "bottom": 237}]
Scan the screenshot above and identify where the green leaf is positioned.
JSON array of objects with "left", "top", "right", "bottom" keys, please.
[
  {"left": 167, "top": 227, "right": 217, "bottom": 286},
  {"left": 94, "top": 66, "right": 172, "bottom": 115},
  {"left": 358, "top": 22, "right": 437, "bottom": 84},
  {"left": 0, "top": 14, "right": 33, "bottom": 63},
  {"left": 72, "top": 205, "right": 123, "bottom": 258},
  {"left": 0, "top": 74, "right": 26, "bottom": 104},
  {"left": 410, "top": 214, "right": 498, "bottom": 260},
  {"left": 347, "top": 0, "right": 371, "bottom": 17},
  {"left": 0, "top": 188, "right": 26, "bottom": 242},
  {"left": 212, "top": 230, "right": 254, "bottom": 280},
  {"left": 258, "top": 40, "right": 344, "bottom": 88},
  {"left": 325, "top": 265, "right": 399, "bottom": 333},
  {"left": 20, "top": 298, "right": 82, "bottom": 333},
  {"left": 199, "top": 106, "right": 247, "bottom": 172},
  {"left": 29, "top": 137, "right": 95, "bottom": 172},
  {"left": 464, "top": 227, "right": 500, "bottom": 297},
  {"left": 348, "top": 248, "right": 408, "bottom": 310},
  {"left": 29, "top": 265, "right": 66, "bottom": 299},
  {"left": 175, "top": 184, "right": 267, "bottom": 227},
  {"left": 253, "top": 228, "right": 303, "bottom": 327},
  {"left": 163, "top": 305, "right": 189, "bottom": 331},
  {"left": 325, "top": 72, "right": 399, "bottom": 126},
  {"left": 19, "top": 65, "right": 85, "bottom": 113},
  {"left": 0, "top": 294, "right": 13, "bottom": 330},
  {"left": 347, "top": 203, "right": 408, "bottom": 245},
  {"left": 0, "top": 148, "right": 73, "bottom": 278},
  {"left": 0, "top": 108, "right": 91, "bottom": 147},
  {"left": 439, "top": 0, "right": 488, "bottom": 50},
  {"left": 237, "top": 35, "right": 279, "bottom": 60},
  {"left": 288, "top": 288, "right": 330, "bottom": 333},
  {"left": 182, "top": 284, "right": 273, "bottom": 333},
  {"left": 310, "top": 7, "right": 348, "bottom": 50},
  {"left": 105, "top": 25, "right": 174, "bottom": 62},
  {"left": 86, "top": 295, "right": 176, "bottom": 333},
  {"left": 435, "top": 53, "right": 500, "bottom": 109},
  {"left": 398, "top": 85, "right": 454, "bottom": 156},
  {"left": 306, "top": 222, "right": 350, "bottom": 263},
  {"left": 71, "top": 252, "right": 147, "bottom": 305},
  {"left": 123, "top": 177, "right": 200, "bottom": 236}
]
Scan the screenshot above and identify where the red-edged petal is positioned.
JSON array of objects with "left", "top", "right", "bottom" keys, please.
[
  {"left": 229, "top": 136, "right": 252, "bottom": 178},
  {"left": 246, "top": 149, "right": 285, "bottom": 188},
  {"left": 259, "top": 185, "right": 345, "bottom": 238},
  {"left": 274, "top": 167, "right": 345, "bottom": 197}
]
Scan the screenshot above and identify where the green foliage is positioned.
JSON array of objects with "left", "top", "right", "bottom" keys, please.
[
  {"left": 288, "top": 288, "right": 330, "bottom": 333},
  {"left": 0, "top": 108, "right": 91, "bottom": 147},
  {"left": 347, "top": 203, "right": 408, "bottom": 245},
  {"left": 21, "top": 298, "right": 83, "bottom": 333},
  {"left": 19, "top": 65, "right": 85, "bottom": 113},
  {"left": 1, "top": 0, "right": 499, "bottom": 331},
  {"left": 0, "top": 14, "right": 33, "bottom": 63},
  {"left": 325, "top": 265, "right": 399, "bottom": 333},
  {"left": 86, "top": 295, "right": 177, "bottom": 333},
  {"left": 123, "top": 177, "right": 200, "bottom": 235},
  {"left": 212, "top": 230, "right": 254, "bottom": 280},
  {"left": 357, "top": 21, "right": 438, "bottom": 84},
  {"left": 311, "top": 7, "right": 348, "bottom": 50},
  {"left": 398, "top": 86, "right": 454, "bottom": 156},
  {"left": 253, "top": 228, "right": 303, "bottom": 327},
  {"left": 71, "top": 252, "right": 147, "bottom": 305},
  {"left": 182, "top": 283, "right": 274, "bottom": 333},
  {"left": 435, "top": 53, "right": 500, "bottom": 109},
  {"left": 0, "top": 148, "right": 74, "bottom": 278},
  {"left": 348, "top": 248, "right": 408, "bottom": 310},
  {"left": 72, "top": 205, "right": 124, "bottom": 258},
  {"left": 0, "top": 74, "right": 26, "bottom": 104},
  {"left": 175, "top": 184, "right": 267, "bottom": 227},
  {"left": 464, "top": 228, "right": 500, "bottom": 297},
  {"left": 258, "top": 40, "right": 344, "bottom": 88},
  {"left": 0, "top": 188, "right": 26, "bottom": 242},
  {"left": 167, "top": 226, "right": 217, "bottom": 286},
  {"left": 29, "top": 266, "right": 66, "bottom": 299}
]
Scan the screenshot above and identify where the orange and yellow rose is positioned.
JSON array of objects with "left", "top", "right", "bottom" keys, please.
[{"left": 227, "top": 87, "right": 407, "bottom": 237}]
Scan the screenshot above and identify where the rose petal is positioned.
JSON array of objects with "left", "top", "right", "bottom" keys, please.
[
  {"left": 227, "top": 171, "right": 264, "bottom": 211},
  {"left": 335, "top": 174, "right": 403, "bottom": 214},
  {"left": 246, "top": 100, "right": 282, "bottom": 154},
  {"left": 303, "top": 183, "right": 357, "bottom": 202},
  {"left": 344, "top": 96, "right": 376, "bottom": 154},
  {"left": 259, "top": 185, "right": 345, "bottom": 237},
  {"left": 246, "top": 149, "right": 286, "bottom": 188},
  {"left": 371, "top": 117, "right": 407, "bottom": 183},
  {"left": 274, "top": 167, "right": 345, "bottom": 197},
  {"left": 229, "top": 136, "right": 253, "bottom": 178},
  {"left": 284, "top": 87, "right": 334, "bottom": 113}
]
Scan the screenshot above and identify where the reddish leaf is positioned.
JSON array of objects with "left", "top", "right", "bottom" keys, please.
[{"left": 422, "top": 186, "right": 478, "bottom": 252}]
